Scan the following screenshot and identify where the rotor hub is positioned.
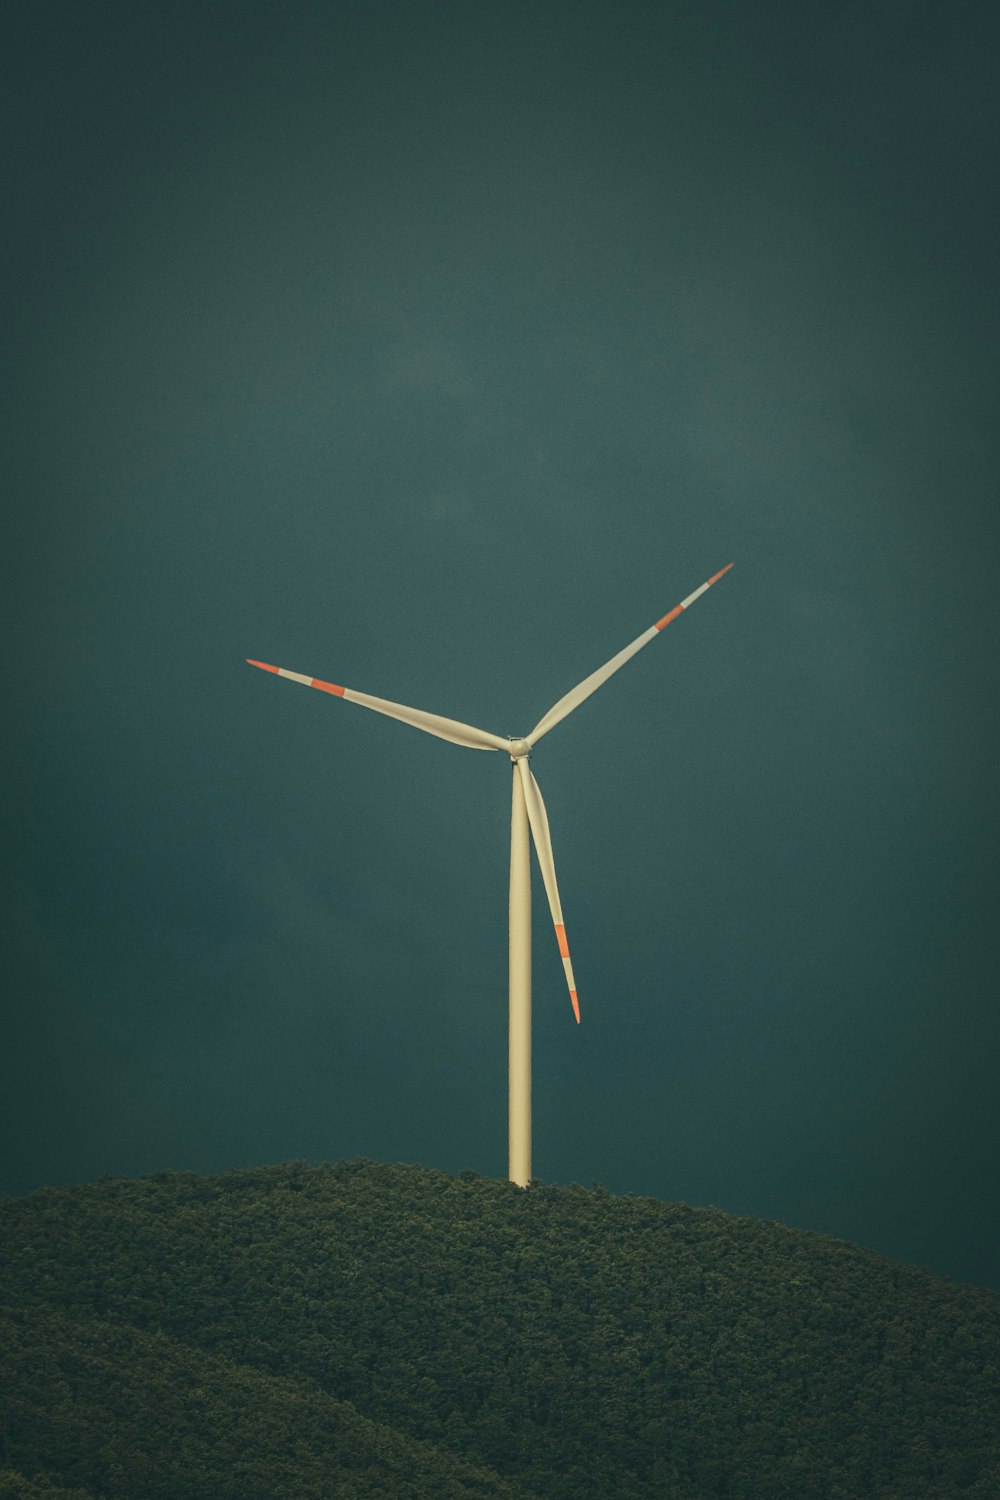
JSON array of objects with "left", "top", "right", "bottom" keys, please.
[{"left": 507, "top": 737, "right": 531, "bottom": 761}]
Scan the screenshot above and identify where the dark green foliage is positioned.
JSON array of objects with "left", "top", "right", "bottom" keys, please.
[
  {"left": 0, "top": 1307, "right": 530, "bottom": 1500},
  {"left": 2, "top": 1159, "right": 998, "bottom": 1499},
  {"left": 0, "top": 1472, "right": 97, "bottom": 1500}
]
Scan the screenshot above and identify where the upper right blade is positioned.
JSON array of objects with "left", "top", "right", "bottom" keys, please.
[{"left": 527, "top": 563, "right": 733, "bottom": 745}]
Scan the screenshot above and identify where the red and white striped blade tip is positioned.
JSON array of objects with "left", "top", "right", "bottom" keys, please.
[
  {"left": 708, "top": 562, "right": 734, "bottom": 585},
  {"left": 247, "top": 659, "right": 279, "bottom": 673},
  {"left": 571, "top": 992, "right": 581, "bottom": 1024}
]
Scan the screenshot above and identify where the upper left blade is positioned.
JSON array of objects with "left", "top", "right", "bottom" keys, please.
[{"left": 246, "top": 660, "right": 508, "bottom": 751}]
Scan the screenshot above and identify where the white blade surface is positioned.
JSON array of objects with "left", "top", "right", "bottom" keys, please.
[
  {"left": 528, "top": 563, "right": 733, "bottom": 745},
  {"left": 516, "top": 759, "right": 581, "bottom": 1023},
  {"left": 246, "top": 660, "right": 508, "bottom": 751}
]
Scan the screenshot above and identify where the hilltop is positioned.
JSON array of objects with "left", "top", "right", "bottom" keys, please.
[{"left": 1, "top": 1159, "right": 997, "bottom": 1499}]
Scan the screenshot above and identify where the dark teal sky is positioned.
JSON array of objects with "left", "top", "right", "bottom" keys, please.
[{"left": 4, "top": 1, "right": 998, "bottom": 1288}]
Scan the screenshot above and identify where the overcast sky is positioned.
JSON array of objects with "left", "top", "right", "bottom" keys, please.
[{"left": 4, "top": 0, "right": 998, "bottom": 1290}]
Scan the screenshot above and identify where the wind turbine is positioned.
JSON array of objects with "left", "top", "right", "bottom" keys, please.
[{"left": 248, "top": 562, "right": 732, "bottom": 1187}]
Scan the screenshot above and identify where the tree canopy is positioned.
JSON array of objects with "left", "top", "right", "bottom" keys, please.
[{"left": 2, "top": 1159, "right": 997, "bottom": 1498}]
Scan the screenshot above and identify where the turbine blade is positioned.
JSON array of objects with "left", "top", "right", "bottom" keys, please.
[
  {"left": 516, "top": 759, "right": 581, "bottom": 1023},
  {"left": 245, "top": 660, "right": 508, "bottom": 751},
  {"left": 528, "top": 563, "right": 733, "bottom": 745}
]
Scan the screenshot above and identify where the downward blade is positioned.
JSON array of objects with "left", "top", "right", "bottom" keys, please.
[
  {"left": 246, "top": 660, "right": 508, "bottom": 751},
  {"left": 516, "top": 759, "right": 581, "bottom": 1023},
  {"left": 528, "top": 562, "right": 733, "bottom": 745}
]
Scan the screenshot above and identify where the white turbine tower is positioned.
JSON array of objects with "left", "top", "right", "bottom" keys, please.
[{"left": 248, "top": 563, "right": 732, "bottom": 1186}]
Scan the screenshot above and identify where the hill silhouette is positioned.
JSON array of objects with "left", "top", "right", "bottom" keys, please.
[{"left": 1, "top": 1159, "right": 997, "bottom": 1499}]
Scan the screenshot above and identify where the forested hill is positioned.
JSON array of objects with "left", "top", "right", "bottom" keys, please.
[{"left": 2, "top": 1161, "right": 998, "bottom": 1500}]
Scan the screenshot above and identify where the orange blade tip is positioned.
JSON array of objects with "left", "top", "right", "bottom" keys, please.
[
  {"left": 247, "top": 659, "right": 280, "bottom": 673},
  {"left": 571, "top": 991, "right": 581, "bottom": 1024},
  {"left": 708, "top": 562, "right": 734, "bottom": 585}
]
